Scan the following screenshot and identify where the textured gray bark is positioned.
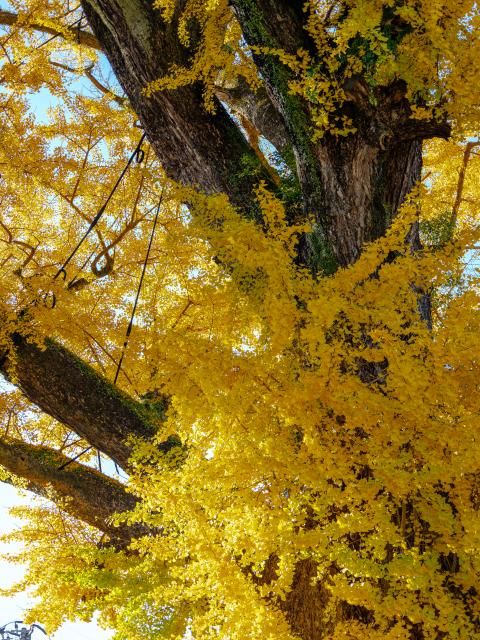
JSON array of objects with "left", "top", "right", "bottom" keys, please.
[
  {"left": 230, "top": 1, "right": 449, "bottom": 266},
  {"left": 81, "top": 0, "right": 270, "bottom": 211}
]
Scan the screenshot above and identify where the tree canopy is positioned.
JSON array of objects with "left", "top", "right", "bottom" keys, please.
[{"left": 0, "top": 1, "right": 479, "bottom": 639}]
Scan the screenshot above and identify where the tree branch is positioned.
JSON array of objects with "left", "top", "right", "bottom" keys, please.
[
  {"left": 450, "top": 140, "right": 480, "bottom": 228},
  {"left": 50, "top": 60, "right": 127, "bottom": 105},
  {"left": 396, "top": 118, "right": 451, "bottom": 143},
  {"left": 0, "top": 330, "right": 167, "bottom": 469},
  {"left": 215, "top": 75, "right": 289, "bottom": 155},
  {"left": 80, "top": 0, "right": 271, "bottom": 211},
  {"left": 0, "top": 10, "right": 102, "bottom": 51},
  {"left": 0, "top": 438, "right": 147, "bottom": 546},
  {"left": 230, "top": 0, "right": 332, "bottom": 263}
]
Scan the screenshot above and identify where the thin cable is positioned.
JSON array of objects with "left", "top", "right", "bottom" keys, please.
[
  {"left": 57, "top": 188, "right": 163, "bottom": 472},
  {"left": 54, "top": 132, "right": 146, "bottom": 280},
  {"left": 34, "top": 14, "right": 85, "bottom": 51},
  {"left": 57, "top": 444, "right": 93, "bottom": 471},
  {"left": 113, "top": 188, "right": 164, "bottom": 385}
]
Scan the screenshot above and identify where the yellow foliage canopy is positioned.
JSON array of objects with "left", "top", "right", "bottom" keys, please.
[{"left": 0, "top": 1, "right": 479, "bottom": 639}]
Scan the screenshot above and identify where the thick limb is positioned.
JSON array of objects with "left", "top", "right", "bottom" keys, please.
[
  {"left": 0, "top": 332, "right": 165, "bottom": 469},
  {"left": 81, "top": 0, "right": 270, "bottom": 211},
  {"left": 0, "top": 438, "right": 148, "bottom": 546}
]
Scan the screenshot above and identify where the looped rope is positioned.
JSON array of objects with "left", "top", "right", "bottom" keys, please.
[
  {"left": 22, "top": 134, "right": 155, "bottom": 473},
  {"left": 55, "top": 267, "right": 67, "bottom": 283},
  {"left": 41, "top": 290, "right": 57, "bottom": 309},
  {"left": 41, "top": 133, "right": 146, "bottom": 310},
  {"left": 135, "top": 146, "right": 145, "bottom": 164}
]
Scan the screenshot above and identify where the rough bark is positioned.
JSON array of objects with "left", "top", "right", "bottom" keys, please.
[
  {"left": 230, "top": 2, "right": 450, "bottom": 266},
  {"left": 315, "top": 133, "right": 423, "bottom": 265},
  {"left": 80, "top": 0, "right": 269, "bottom": 211},
  {"left": 0, "top": 438, "right": 147, "bottom": 546},
  {"left": 0, "top": 331, "right": 163, "bottom": 469},
  {"left": 282, "top": 559, "right": 332, "bottom": 640},
  {"left": 2, "top": 8, "right": 289, "bottom": 168},
  {"left": 231, "top": 0, "right": 327, "bottom": 237},
  {"left": 0, "top": 3, "right": 455, "bottom": 638},
  {"left": 215, "top": 75, "right": 290, "bottom": 156}
]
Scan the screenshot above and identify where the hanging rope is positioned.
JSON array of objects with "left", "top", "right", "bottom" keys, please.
[
  {"left": 43, "top": 132, "right": 146, "bottom": 309},
  {"left": 114, "top": 188, "right": 164, "bottom": 384},
  {"left": 54, "top": 132, "right": 146, "bottom": 281},
  {"left": 57, "top": 188, "right": 164, "bottom": 471}
]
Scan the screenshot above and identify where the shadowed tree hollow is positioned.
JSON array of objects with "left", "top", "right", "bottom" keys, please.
[{"left": 0, "top": 1, "right": 479, "bottom": 639}]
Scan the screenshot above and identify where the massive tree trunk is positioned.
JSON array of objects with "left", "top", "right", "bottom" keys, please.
[
  {"left": 230, "top": 0, "right": 449, "bottom": 266},
  {"left": 0, "top": 2, "right": 453, "bottom": 638},
  {"left": 80, "top": 0, "right": 270, "bottom": 211},
  {"left": 79, "top": 0, "right": 449, "bottom": 267}
]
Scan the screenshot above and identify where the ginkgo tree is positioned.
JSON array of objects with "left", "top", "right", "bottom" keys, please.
[{"left": 0, "top": 0, "right": 479, "bottom": 639}]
